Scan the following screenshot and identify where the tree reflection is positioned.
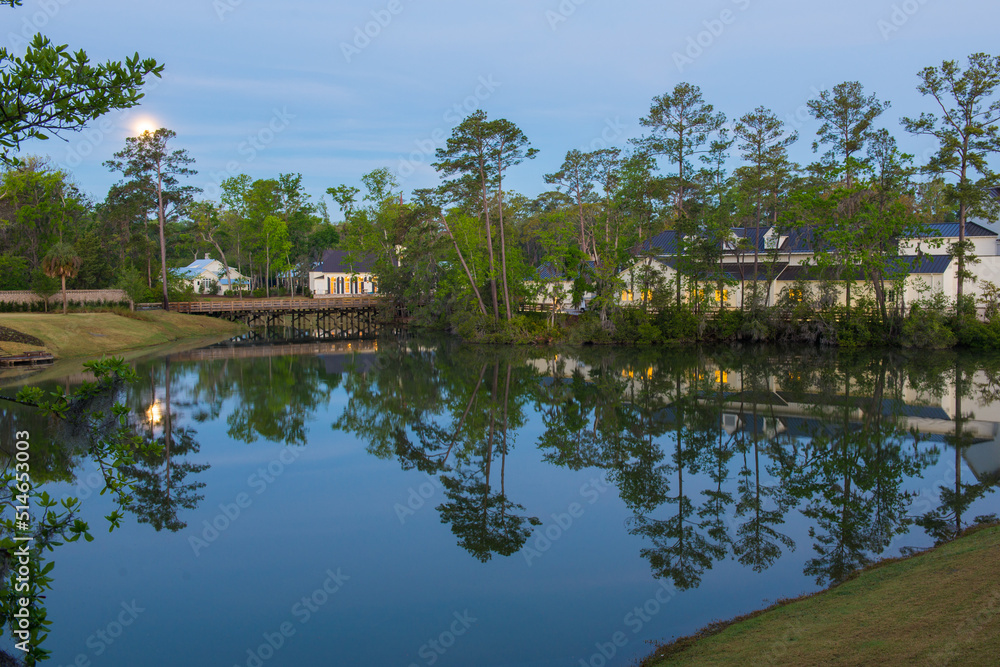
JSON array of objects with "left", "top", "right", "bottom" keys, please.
[
  {"left": 916, "top": 356, "right": 999, "bottom": 543},
  {"left": 121, "top": 358, "right": 208, "bottom": 531},
  {"left": 333, "top": 343, "right": 542, "bottom": 561},
  {"left": 330, "top": 339, "right": 1000, "bottom": 588}
]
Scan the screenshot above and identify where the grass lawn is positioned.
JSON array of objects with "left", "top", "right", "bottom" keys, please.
[
  {"left": 643, "top": 524, "right": 1000, "bottom": 666},
  {"left": 0, "top": 311, "right": 243, "bottom": 359}
]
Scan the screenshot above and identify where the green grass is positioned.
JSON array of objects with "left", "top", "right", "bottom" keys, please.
[
  {"left": 643, "top": 524, "right": 1000, "bottom": 666},
  {"left": 0, "top": 311, "right": 244, "bottom": 359}
]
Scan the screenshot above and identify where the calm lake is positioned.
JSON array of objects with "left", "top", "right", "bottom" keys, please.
[{"left": 4, "top": 337, "right": 999, "bottom": 666}]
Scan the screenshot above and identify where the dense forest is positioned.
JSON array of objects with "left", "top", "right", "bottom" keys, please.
[{"left": 2, "top": 54, "right": 999, "bottom": 345}]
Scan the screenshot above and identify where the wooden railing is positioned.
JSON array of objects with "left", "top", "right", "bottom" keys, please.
[{"left": 168, "top": 296, "right": 383, "bottom": 314}]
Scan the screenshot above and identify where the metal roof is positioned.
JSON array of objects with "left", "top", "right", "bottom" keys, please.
[
  {"left": 178, "top": 259, "right": 218, "bottom": 278},
  {"left": 918, "top": 222, "right": 997, "bottom": 238},
  {"left": 732, "top": 226, "right": 774, "bottom": 251},
  {"left": 896, "top": 254, "right": 952, "bottom": 275},
  {"left": 776, "top": 264, "right": 859, "bottom": 282},
  {"left": 636, "top": 230, "right": 678, "bottom": 255},
  {"left": 317, "top": 249, "right": 377, "bottom": 274}
]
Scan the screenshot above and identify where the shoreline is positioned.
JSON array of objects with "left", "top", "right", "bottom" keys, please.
[
  {"left": 640, "top": 523, "right": 1000, "bottom": 666},
  {"left": 0, "top": 311, "right": 245, "bottom": 361}
]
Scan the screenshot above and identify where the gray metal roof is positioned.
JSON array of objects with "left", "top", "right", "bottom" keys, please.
[
  {"left": 918, "top": 222, "right": 997, "bottom": 238},
  {"left": 317, "top": 249, "right": 377, "bottom": 274}
]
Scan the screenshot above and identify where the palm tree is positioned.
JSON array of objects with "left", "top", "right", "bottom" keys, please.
[{"left": 41, "top": 242, "right": 81, "bottom": 314}]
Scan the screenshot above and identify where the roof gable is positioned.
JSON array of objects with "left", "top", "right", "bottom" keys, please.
[{"left": 317, "top": 249, "right": 377, "bottom": 274}]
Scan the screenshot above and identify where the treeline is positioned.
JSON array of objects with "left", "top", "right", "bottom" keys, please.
[
  {"left": 330, "top": 53, "right": 1000, "bottom": 346},
  {"left": 0, "top": 146, "right": 339, "bottom": 305},
  {"left": 2, "top": 54, "right": 998, "bottom": 335}
]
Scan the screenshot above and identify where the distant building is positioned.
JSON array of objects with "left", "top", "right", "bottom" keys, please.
[
  {"left": 309, "top": 249, "right": 379, "bottom": 296},
  {"left": 178, "top": 256, "right": 248, "bottom": 294},
  {"left": 625, "top": 222, "right": 1000, "bottom": 308}
]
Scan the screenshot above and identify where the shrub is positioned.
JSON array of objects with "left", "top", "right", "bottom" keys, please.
[
  {"left": 901, "top": 294, "right": 957, "bottom": 349},
  {"left": 565, "top": 314, "right": 614, "bottom": 345},
  {"left": 956, "top": 316, "right": 1000, "bottom": 349},
  {"left": 835, "top": 314, "right": 881, "bottom": 348},
  {"left": 654, "top": 304, "right": 699, "bottom": 342},
  {"left": 708, "top": 309, "right": 743, "bottom": 341}
]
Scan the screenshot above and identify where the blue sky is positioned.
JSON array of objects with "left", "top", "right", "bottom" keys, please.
[{"left": 8, "top": 0, "right": 999, "bottom": 219}]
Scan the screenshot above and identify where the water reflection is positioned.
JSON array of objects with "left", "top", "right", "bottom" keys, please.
[
  {"left": 4, "top": 339, "right": 1000, "bottom": 664},
  {"left": 330, "top": 343, "right": 1000, "bottom": 588}
]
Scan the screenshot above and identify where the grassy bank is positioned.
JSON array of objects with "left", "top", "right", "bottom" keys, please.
[
  {"left": 0, "top": 311, "right": 244, "bottom": 359},
  {"left": 643, "top": 524, "right": 1000, "bottom": 666}
]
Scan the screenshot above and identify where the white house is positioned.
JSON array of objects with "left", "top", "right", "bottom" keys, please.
[
  {"left": 626, "top": 221, "right": 1000, "bottom": 309},
  {"left": 178, "top": 256, "right": 248, "bottom": 295},
  {"left": 309, "top": 249, "right": 379, "bottom": 296}
]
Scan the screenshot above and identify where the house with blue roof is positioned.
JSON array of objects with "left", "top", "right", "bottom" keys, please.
[
  {"left": 178, "top": 255, "right": 249, "bottom": 295},
  {"left": 628, "top": 221, "right": 1000, "bottom": 309}
]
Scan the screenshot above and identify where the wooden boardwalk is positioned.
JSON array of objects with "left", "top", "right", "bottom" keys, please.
[
  {"left": 168, "top": 296, "right": 383, "bottom": 314},
  {"left": 165, "top": 296, "right": 394, "bottom": 336}
]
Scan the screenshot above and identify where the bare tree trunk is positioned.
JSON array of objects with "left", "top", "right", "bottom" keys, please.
[
  {"left": 497, "top": 158, "right": 513, "bottom": 321},
  {"left": 157, "top": 163, "right": 169, "bottom": 310},
  {"left": 440, "top": 216, "right": 488, "bottom": 316}
]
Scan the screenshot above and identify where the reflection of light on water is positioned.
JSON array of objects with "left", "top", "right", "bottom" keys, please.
[{"left": 146, "top": 400, "right": 163, "bottom": 426}]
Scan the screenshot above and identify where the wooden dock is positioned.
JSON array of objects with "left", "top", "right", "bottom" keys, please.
[
  {"left": 0, "top": 351, "right": 55, "bottom": 367},
  {"left": 165, "top": 296, "right": 396, "bottom": 337}
]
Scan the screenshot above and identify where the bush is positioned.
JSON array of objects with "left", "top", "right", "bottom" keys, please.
[
  {"left": 654, "top": 304, "right": 699, "bottom": 342},
  {"left": 612, "top": 309, "right": 659, "bottom": 345},
  {"left": 706, "top": 309, "right": 743, "bottom": 341},
  {"left": 565, "top": 314, "right": 614, "bottom": 345},
  {"left": 955, "top": 316, "right": 1000, "bottom": 349},
  {"left": 901, "top": 296, "right": 956, "bottom": 349},
  {"left": 454, "top": 311, "right": 552, "bottom": 344},
  {"left": 739, "top": 308, "right": 771, "bottom": 343}
]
